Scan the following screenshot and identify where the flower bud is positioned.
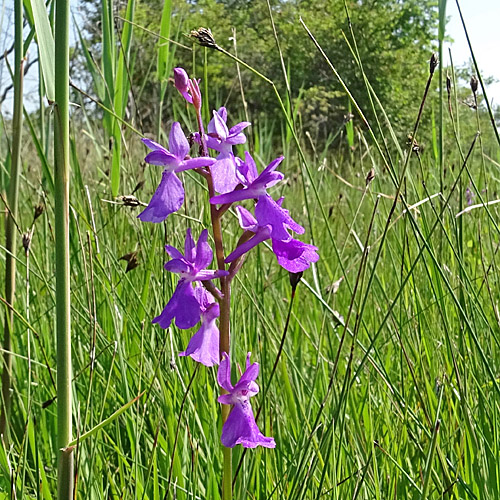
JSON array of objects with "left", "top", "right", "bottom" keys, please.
[
  {"left": 174, "top": 67, "right": 189, "bottom": 94},
  {"left": 289, "top": 271, "right": 303, "bottom": 291}
]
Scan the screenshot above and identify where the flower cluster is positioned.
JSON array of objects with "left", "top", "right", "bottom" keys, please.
[{"left": 138, "top": 67, "right": 318, "bottom": 450}]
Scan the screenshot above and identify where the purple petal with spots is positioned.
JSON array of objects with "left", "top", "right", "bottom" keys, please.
[
  {"left": 138, "top": 171, "right": 184, "bottom": 223},
  {"left": 217, "top": 352, "right": 275, "bottom": 449},
  {"left": 220, "top": 401, "right": 275, "bottom": 448},
  {"left": 164, "top": 259, "right": 191, "bottom": 274}
]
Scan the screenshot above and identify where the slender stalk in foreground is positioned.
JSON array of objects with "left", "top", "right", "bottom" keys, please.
[
  {"left": 54, "top": 0, "right": 74, "bottom": 496},
  {"left": 0, "top": 0, "right": 24, "bottom": 439}
]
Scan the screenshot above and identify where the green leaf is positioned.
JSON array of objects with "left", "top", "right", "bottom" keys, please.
[{"left": 31, "top": 0, "right": 55, "bottom": 101}]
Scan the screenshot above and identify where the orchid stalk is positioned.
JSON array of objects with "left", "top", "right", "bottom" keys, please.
[{"left": 139, "top": 66, "right": 318, "bottom": 499}]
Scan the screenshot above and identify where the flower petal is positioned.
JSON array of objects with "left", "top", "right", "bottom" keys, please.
[
  {"left": 255, "top": 195, "right": 304, "bottom": 241},
  {"left": 194, "top": 229, "right": 212, "bottom": 271},
  {"left": 152, "top": 281, "right": 201, "bottom": 329},
  {"left": 184, "top": 228, "right": 195, "bottom": 262},
  {"left": 217, "top": 352, "right": 233, "bottom": 392},
  {"left": 272, "top": 239, "right": 319, "bottom": 272},
  {"left": 144, "top": 150, "right": 178, "bottom": 167},
  {"left": 236, "top": 206, "right": 258, "bottom": 231},
  {"left": 169, "top": 122, "right": 190, "bottom": 160},
  {"left": 176, "top": 156, "right": 217, "bottom": 172},
  {"left": 211, "top": 153, "right": 240, "bottom": 194},
  {"left": 179, "top": 303, "right": 220, "bottom": 366},
  {"left": 228, "top": 121, "right": 251, "bottom": 137},
  {"left": 220, "top": 401, "right": 275, "bottom": 449},
  {"left": 142, "top": 138, "right": 166, "bottom": 151},
  {"left": 138, "top": 171, "right": 184, "bottom": 223}
]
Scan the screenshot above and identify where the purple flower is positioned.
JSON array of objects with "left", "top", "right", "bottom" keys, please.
[
  {"left": 205, "top": 107, "right": 251, "bottom": 155},
  {"left": 210, "top": 152, "right": 284, "bottom": 204},
  {"left": 179, "top": 287, "right": 220, "bottom": 367},
  {"left": 173, "top": 67, "right": 202, "bottom": 111},
  {"left": 139, "top": 122, "right": 215, "bottom": 223},
  {"left": 153, "top": 229, "right": 228, "bottom": 329},
  {"left": 217, "top": 352, "right": 275, "bottom": 449},
  {"left": 195, "top": 108, "right": 251, "bottom": 194},
  {"left": 225, "top": 206, "right": 318, "bottom": 273}
]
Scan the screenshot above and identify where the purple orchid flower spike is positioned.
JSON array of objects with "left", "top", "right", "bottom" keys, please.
[
  {"left": 153, "top": 229, "right": 228, "bottom": 329},
  {"left": 217, "top": 352, "right": 276, "bottom": 449},
  {"left": 210, "top": 152, "right": 284, "bottom": 205},
  {"left": 226, "top": 206, "right": 318, "bottom": 272},
  {"left": 139, "top": 122, "right": 215, "bottom": 223},
  {"left": 179, "top": 287, "right": 220, "bottom": 367},
  {"left": 194, "top": 107, "right": 251, "bottom": 194}
]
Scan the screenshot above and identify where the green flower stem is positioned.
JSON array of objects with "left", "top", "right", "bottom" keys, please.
[
  {"left": 54, "top": 0, "right": 74, "bottom": 496},
  {"left": 0, "top": 0, "right": 24, "bottom": 439}
]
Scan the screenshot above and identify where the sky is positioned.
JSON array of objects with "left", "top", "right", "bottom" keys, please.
[
  {"left": 445, "top": 0, "right": 500, "bottom": 105},
  {"left": 0, "top": 1, "right": 499, "bottom": 113}
]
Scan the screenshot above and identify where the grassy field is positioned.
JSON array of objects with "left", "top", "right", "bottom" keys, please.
[{"left": 1, "top": 1, "right": 500, "bottom": 499}]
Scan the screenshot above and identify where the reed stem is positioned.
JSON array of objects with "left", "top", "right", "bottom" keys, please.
[
  {"left": 54, "top": 0, "right": 74, "bottom": 496},
  {"left": 0, "top": 0, "right": 24, "bottom": 440}
]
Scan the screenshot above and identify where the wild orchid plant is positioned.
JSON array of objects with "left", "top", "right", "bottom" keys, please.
[{"left": 139, "top": 66, "right": 318, "bottom": 496}]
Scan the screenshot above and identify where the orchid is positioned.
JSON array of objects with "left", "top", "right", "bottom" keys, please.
[
  {"left": 179, "top": 287, "right": 220, "bottom": 367},
  {"left": 217, "top": 352, "right": 275, "bottom": 449},
  {"left": 153, "top": 228, "right": 228, "bottom": 329},
  {"left": 210, "top": 151, "right": 284, "bottom": 204},
  {"left": 226, "top": 206, "right": 318, "bottom": 272},
  {"left": 139, "top": 122, "right": 215, "bottom": 223},
  {"left": 195, "top": 107, "right": 251, "bottom": 194}
]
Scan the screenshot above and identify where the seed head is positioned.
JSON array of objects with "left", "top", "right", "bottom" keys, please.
[
  {"left": 365, "top": 168, "right": 375, "bottom": 186},
  {"left": 470, "top": 75, "right": 478, "bottom": 94},
  {"left": 190, "top": 27, "right": 217, "bottom": 49},
  {"left": 429, "top": 53, "right": 438, "bottom": 75}
]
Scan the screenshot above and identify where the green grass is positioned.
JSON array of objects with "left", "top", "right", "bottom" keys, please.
[{"left": 2, "top": 2, "right": 500, "bottom": 499}]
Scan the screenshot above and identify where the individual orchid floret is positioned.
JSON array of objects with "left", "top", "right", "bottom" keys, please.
[
  {"left": 139, "top": 122, "right": 215, "bottom": 223},
  {"left": 153, "top": 229, "right": 228, "bottom": 329},
  {"left": 226, "top": 206, "right": 318, "bottom": 273},
  {"left": 194, "top": 108, "right": 251, "bottom": 194},
  {"left": 179, "top": 287, "right": 220, "bottom": 367},
  {"left": 205, "top": 107, "right": 251, "bottom": 154},
  {"left": 173, "top": 67, "right": 202, "bottom": 111},
  {"left": 217, "top": 352, "right": 275, "bottom": 449},
  {"left": 210, "top": 152, "right": 284, "bottom": 205}
]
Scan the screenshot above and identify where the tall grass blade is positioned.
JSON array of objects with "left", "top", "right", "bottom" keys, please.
[{"left": 31, "top": 0, "right": 55, "bottom": 101}]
